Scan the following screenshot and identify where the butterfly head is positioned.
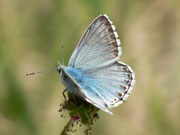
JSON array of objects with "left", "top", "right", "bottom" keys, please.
[
  {"left": 56, "top": 60, "right": 64, "bottom": 74},
  {"left": 56, "top": 65, "right": 62, "bottom": 74}
]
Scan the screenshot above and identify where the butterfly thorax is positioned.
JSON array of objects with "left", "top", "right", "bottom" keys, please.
[{"left": 59, "top": 66, "right": 86, "bottom": 96}]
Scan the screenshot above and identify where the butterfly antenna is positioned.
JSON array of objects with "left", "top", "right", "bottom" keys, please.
[
  {"left": 26, "top": 68, "right": 56, "bottom": 76},
  {"left": 57, "top": 60, "right": 61, "bottom": 66},
  {"left": 61, "top": 43, "right": 65, "bottom": 66}
]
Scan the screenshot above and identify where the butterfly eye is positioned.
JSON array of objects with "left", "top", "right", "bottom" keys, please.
[{"left": 56, "top": 65, "right": 61, "bottom": 73}]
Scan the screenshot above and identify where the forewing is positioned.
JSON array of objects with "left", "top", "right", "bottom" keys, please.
[{"left": 68, "top": 15, "right": 121, "bottom": 71}]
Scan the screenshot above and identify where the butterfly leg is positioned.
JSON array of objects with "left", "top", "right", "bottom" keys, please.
[{"left": 62, "top": 88, "right": 68, "bottom": 101}]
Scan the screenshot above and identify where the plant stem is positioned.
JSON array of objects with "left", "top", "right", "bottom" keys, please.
[{"left": 60, "top": 119, "right": 74, "bottom": 135}]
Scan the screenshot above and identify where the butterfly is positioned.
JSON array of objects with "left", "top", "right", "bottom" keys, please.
[{"left": 56, "top": 14, "right": 135, "bottom": 115}]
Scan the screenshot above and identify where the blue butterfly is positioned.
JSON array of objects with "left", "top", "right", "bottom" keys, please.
[{"left": 56, "top": 14, "right": 135, "bottom": 115}]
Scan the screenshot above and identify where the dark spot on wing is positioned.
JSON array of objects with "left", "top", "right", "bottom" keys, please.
[
  {"left": 127, "top": 73, "right": 132, "bottom": 79},
  {"left": 125, "top": 90, "right": 130, "bottom": 95},
  {"left": 107, "top": 27, "right": 113, "bottom": 32},
  {"left": 104, "top": 21, "right": 110, "bottom": 26},
  {"left": 125, "top": 80, "right": 130, "bottom": 85},
  {"left": 99, "top": 16, "right": 107, "bottom": 22},
  {"left": 121, "top": 85, "right": 127, "bottom": 91},
  {"left": 104, "top": 103, "right": 108, "bottom": 108},
  {"left": 110, "top": 41, "right": 118, "bottom": 47},
  {"left": 117, "top": 92, "right": 122, "bottom": 97},
  {"left": 122, "top": 66, "right": 128, "bottom": 72},
  {"left": 110, "top": 34, "right": 116, "bottom": 39}
]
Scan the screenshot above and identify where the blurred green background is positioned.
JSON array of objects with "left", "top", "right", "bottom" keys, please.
[{"left": 0, "top": 0, "right": 180, "bottom": 135}]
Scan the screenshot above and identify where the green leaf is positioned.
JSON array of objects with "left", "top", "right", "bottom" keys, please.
[
  {"left": 79, "top": 112, "right": 89, "bottom": 124},
  {"left": 65, "top": 102, "right": 78, "bottom": 111}
]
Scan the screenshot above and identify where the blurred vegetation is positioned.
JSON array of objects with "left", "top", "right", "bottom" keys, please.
[{"left": 0, "top": 0, "right": 180, "bottom": 135}]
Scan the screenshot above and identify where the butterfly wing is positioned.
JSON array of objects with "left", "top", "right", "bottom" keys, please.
[
  {"left": 83, "top": 62, "right": 135, "bottom": 109},
  {"left": 66, "top": 15, "right": 135, "bottom": 114},
  {"left": 68, "top": 15, "right": 121, "bottom": 71}
]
